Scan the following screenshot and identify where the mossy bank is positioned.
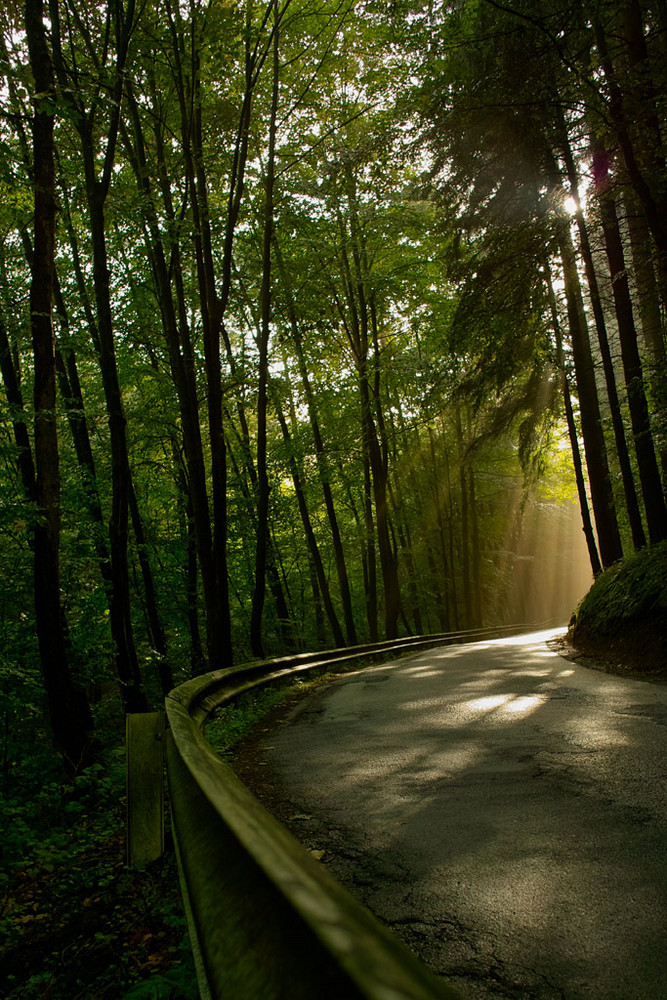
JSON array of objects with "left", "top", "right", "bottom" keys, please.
[{"left": 569, "top": 541, "right": 667, "bottom": 679}]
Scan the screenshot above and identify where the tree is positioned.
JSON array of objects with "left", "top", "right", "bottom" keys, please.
[
  {"left": 49, "top": 0, "right": 149, "bottom": 712},
  {"left": 24, "top": 0, "right": 93, "bottom": 771}
]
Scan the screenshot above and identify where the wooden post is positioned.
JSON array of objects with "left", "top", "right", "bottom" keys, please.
[{"left": 126, "top": 712, "right": 165, "bottom": 867}]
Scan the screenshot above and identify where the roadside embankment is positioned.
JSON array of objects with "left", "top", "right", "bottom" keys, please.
[{"left": 568, "top": 540, "right": 667, "bottom": 679}]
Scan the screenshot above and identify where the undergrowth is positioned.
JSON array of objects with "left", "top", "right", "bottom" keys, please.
[
  {"left": 1, "top": 661, "right": 359, "bottom": 999},
  {"left": 205, "top": 672, "right": 333, "bottom": 758},
  {"left": 1, "top": 667, "right": 339, "bottom": 999},
  {"left": 569, "top": 540, "right": 667, "bottom": 675},
  {"left": 570, "top": 540, "right": 667, "bottom": 635},
  {"left": 0, "top": 700, "right": 196, "bottom": 1000}
]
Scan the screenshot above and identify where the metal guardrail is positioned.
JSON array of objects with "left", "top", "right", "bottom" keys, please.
[{"left": 165, "top": 624, "right": 561, "bottom": 999}]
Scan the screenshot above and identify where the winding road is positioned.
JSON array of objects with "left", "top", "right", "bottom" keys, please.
[{"left": 255, "top": 629, "right": 667, "bottom": 1000}]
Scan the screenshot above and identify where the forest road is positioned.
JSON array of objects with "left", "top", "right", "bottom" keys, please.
[{"left": 255, "top": 628, "right": 667, "bottom": 1000}]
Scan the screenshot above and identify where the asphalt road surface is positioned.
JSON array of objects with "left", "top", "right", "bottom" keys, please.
[{"left": 257, "top": 629, "right": 667, "bottom": 1000}]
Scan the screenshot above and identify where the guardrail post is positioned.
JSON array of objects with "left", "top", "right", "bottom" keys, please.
[{"left": 126, "top": 711, "right": 165, "bottom": 867}]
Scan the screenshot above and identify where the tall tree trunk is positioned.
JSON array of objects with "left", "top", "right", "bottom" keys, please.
[
  {"left": 469, "top": 466, "right": 482, "bottom": 626},
  {"left": 52, "top": 278, "right": 112, "bottom": 593},
  {"left": 427, "top": 426, "right": 452, "bottom": 631},
  {"left": 250, "top": 7, "right": 278, "bottom": 657},
  {"left": 128, "top": 481, "right": 173, "bottom": 693},
  {"left": 623, "top": 186, "right": 667, "bottom": 489},
  {"left": 558, "top": 228, "right": 624, "bottom": 567},
  {"left": 50, "top": 0, "right": 148, "bottom": 712},
  {"left": 123, "top": 87, "right": 219, "bottom": 672},
  {"left": 191, "top": 105, "right": 233, "bottom": 670},
  {"left": 546, "top": 273, "right": 602, "bottom": 577},
  {"left": 368, "top": 302, "right": 401, "bottom": 639},
  {"left": 274, "top": 397, "right": 345, "bottom": 647},
  {"left": 555, "top": 133, "right": 646, "bottom": 549},
  {"left": 455, "top": 408, "right": 472, "bottom": 627},
  {"left": 387, "top": 477, "right": 422, "bottom": 636},
  {"left": 592, "top": 141, "right": 667, "bottom": 542},
  {"left": 0, "top": 313, "right": 37, "bottom": 501},
  {"left": 173, "top": 448, "right": 206, "bottom": 677},
  {"left": 88, "top": 192, "right": 148, "bottom": 713},
  {"left": 25, "top": 0, "right": 93, "bottom": 771},
  {"left": 275, "top": 246, "right": 358, "bottom": 644},
  {"left": 362, "top": 426, "right": 378, "bottom": 642},
  {"left": 307, "top": 557, "right": 327, "bottom": 648},
  {"left": 442, "top": 430, "right": 460, "bottom": 630},
  {"left": 593, "top": 12, "right": 667, "bottom": 290},
  {"left": 340, "top": 168, "right": 400, "bottom": 639}
]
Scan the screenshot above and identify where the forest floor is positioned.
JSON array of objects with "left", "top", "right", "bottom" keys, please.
[
  {"left": 1, "top": 713, "right": 196, "bottom": 1000},
  {"left": 1, "top": 827, "right": 195, "bottom": 1000},
  {"left": 2, "top": 630, "right": 662, "bottom": 1000}
]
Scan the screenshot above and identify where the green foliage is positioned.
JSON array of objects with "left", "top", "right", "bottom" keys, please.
[
  {"left": 2, "top": 0, "right": 651, "bottom": 761},
  {"left": 1, "top": 717, "right": 195, "bottom": 1000},
  {"left": 3, "top": 0, "right": 656, "bottom": 992}
]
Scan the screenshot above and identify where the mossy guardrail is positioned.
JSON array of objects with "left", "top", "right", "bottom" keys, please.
[{"left": 165, "top": 624, "right": 560, "bottom": 1000}]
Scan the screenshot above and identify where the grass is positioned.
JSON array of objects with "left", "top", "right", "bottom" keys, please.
[{"left": 205, "top": 670, "right": 336, "bottom": 757}]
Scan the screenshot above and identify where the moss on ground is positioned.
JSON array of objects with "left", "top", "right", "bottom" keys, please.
[{"left": 568, "top": 540, "right": 667, "bottom": 678}]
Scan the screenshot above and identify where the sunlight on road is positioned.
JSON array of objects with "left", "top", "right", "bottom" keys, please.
[
  {"left": 484, "top": 628, "right": 566, "bottom": 647},
  {"left": 505, "top": 694, "right": 546, "bottom": 715},
  {"left": 466, "top": 692, "right": 547, "bottom": 718},
  {"left": 467, "top": 694, "right": 510, "bottom": 712}
]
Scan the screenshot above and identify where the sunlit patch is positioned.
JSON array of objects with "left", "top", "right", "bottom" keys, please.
[
  {"left": 558, "top": 669, "right": 575, "bottom": 677},
  {"left": 488, "top": 628, "right": 565, "bottom": 647},
  {"left": 467, "top": 695, "right": 510, "bottom": 712},
  {"left": 401, "top": 668, "right": 443, "bottom": 678},
  {"left": 505, "top": 695, "right": 546, "bottom": 715}
]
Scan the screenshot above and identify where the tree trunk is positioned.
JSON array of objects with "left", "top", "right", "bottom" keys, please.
[
  {"left": 274, "top": 244, "right": 358, "bottom": 645},
  {"left": 592, "top": 141, "right": 667, "bottom": 542},
  {"left": 88, "top": 191, "right": 148, "bottom": 713},
  {"left": 250, "top": 7, "right": 278, "bottom": 658},
  {"left": 123, "top": 87, "right": 220, "bottom": 673},
  {"left": 555, "top": 132, "right": 646, "bottom": 549},
  {"left": 274, "top": 398, "right": 345, "bottom": 647},
  {"left": 593, "top": 12, "right": 667, "bottom": 290},
  {"left": 52, "top": 280, "right": 112, "bottom": 589},
  {"left": 49, "top": 0, "right": 148, "bottom": 712},
  {"left": 426, "top": 427, "right": 452, "bottom": 631},
  {"left": 362, "top": 428, "right": 378, "bottom": 642},
  {"left": 25, "top": 0, "right": 93, "bottom": 772},
  {"left": 340, "top": 167, "right": 400, "bottom": 640},
  {"left": 469, "top": 466, "right": 482, "bottom": 626},
  {"left": 558, "top": 228, "right": 624, "bottom": 567},
  {"left": 546, "top": 273, "right": 602, "bottom": 577},
  {"left": 441, "top": 431, "right": 460, "bottom": 629},
  {"left": 0, "top": 313, "right": 37, "bottom": 501},
  {"left": 623, "top": 186, "right": 667, "bottom": 489},
  {"left": 455, "top": 408, "right": 473, "bottom": 627},
  {"left": 128, "top": 481, "right": 173, "bottom": 693}
]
